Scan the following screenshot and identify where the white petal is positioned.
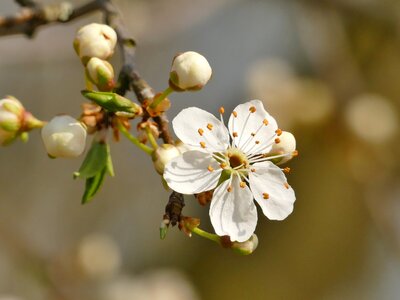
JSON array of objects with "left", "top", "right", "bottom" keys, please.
[
  {"left": 210, "top": 175, "right": 257, "bottom": 242},
  {"left": 228, "top": 100, "right": 278, "bottom": 154},
  {"left": 164, "top": 150, "right": 221, "bottom": 194},
  {"left": 249, "top": 161, "right": 295, "bottom": 220},
  {"left": 172, "top": 107, "right": 229, "bottom": 152}
]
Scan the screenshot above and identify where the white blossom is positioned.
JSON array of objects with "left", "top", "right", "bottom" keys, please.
[
  {"left": 152, "top": 144, "right": 181, "bottom": 175},
  {"left": 41, "top": 115, "right": 87, "bottom": 158},
  {"left": 164, "top": 100, "right": 296, "bottom": 242},
  {"left": 169, "top": 51, "right": 212, "bottom": 91}
]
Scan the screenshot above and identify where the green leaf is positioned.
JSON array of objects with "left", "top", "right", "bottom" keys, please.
[
  {"left": 81, "top": 167, "right": 107, "bottom": 204},
  {"left": 74, "top": 141, "right": 108, "bottom": 179},
  {"left": 81, "top": 90, "right": 140, "bottom": 115},
  {"left": 106, "top": 143, "right": 115, "bottom": 177}
]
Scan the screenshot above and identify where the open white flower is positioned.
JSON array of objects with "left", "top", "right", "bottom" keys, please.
[{"left": 164, "top": 100, "right": 296, "bottom": 242}]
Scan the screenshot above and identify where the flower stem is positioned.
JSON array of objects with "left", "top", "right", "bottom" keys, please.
[
  {"left": 192, "top": 227, "right": 220, "bottom": 243},
  {"left": 149, "top": 86, "right": 173, "bottom": 109},
  {"left": 145, "top": 126, "right": 159, "bottom": 149},
  {"left": 117, "top": 122, "right": 153, "bottom": 155}
]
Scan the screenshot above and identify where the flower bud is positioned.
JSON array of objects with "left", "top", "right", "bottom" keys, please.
[
  {"left": 231, "top": 234, "right": 259, "bottom": 255},
  {"left": 152, "top": 144, "right": 181, "bottom": 175},
  {"left": 86, "top": 57, "right": 115, "bottom": 91},
  {"left": 0, "top": 97, "right": 24, "bottom": 145},
  {"left": 169, "top": 51, "right": 212, "bottom": 91},
  {"left": 269, "top": 131, "right": 296, "bottom": 164},
  {"left": 74, "top": 23, "right": 117, "bottom": 64},
  {"left": 41, "top": 115, "right": 87, "bottom": 158}
]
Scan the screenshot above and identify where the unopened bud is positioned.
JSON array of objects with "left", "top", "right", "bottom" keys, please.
[
  {"left": 0, "top": 97, "right": 24, "bottom": 145},
  {"left": 74, "top": 23, "right": 117, "bottom": 64},
  {"left": 169, "top": 51, "right": 212, "bottom": 91},
  {"left": 231, "top": 234, "right": 259, "bottom": 255},
  {"left": 86, "top": 57, "right": 115, "bottom": 91},
  {"left": 152, "top": 144, "right": 181, "bottom": 175},
  {"left": 269, "top": 131, "right": 296, "bottom": 164},
  {"left": 41, "top": 115, "right": 87, "bottom": 158}
]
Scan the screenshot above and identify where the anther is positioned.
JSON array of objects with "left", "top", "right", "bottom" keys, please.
[
  {"left": 240, "top": 182, "right": 246, "bottom": 188},
  {"left": 263, "top": 119, "right": 269, "bottom": 126},
  {"left": 251, "top": 168, "right": 256, "bottom": 172},
  {"left": 200, "top": 142, "right": 206, "bottom": 148},
  {"left": 227, "top": 186, "right": 232, "bottom": 192},
  {"left": 207, "top": 165, "right": 214, "bottom": 172},
  {"left": 275, "top": 129, "right": 282, "bottom": 136},
  {"left": 255, "top": 140, "right": 260, "bottom": 144},
  {"left": 207, "top": 123, "right": 213, "bottom": 130},
  {"left": 232, "top": 111, "right": 238, "bottom": 118},
  {"left": 284, "top": 183, "right": 290, "bottom": 189},
  {"left": 251, "top": 132, "right": 256, "bottom": 137},
  {"left": 219, "top": 107, "right": 225, "bottom": 114},
  {"left": 233, "top": 132, "right": 238, "bottom": 137},
  {"left": 263, "top": 193, "right": 269, "bottom": 200},
  {"left": 220, "top": 163, "right": 227, "bottom": 169},
  {"left": 292, "top": 150, "right": 299, "bottom": 157},
  {"left": 198, "top": 128, "right": 204, "bottom": 136},
  {"left": 283, "top": 167, "right": 291, "bottom": 174},
  {"left": 274, "top": 138, "right": 281, "bottom": 144},
  {"left": 249, "top": 106, "right": 256, "bottom": 113}
]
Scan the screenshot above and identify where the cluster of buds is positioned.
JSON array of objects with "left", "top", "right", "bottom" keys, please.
[
  {"left": 74, "top": 23, "right": 117, "bottom": 91},
  {"left": 0, "top": 96, "right": 43, "bottom": 146}
]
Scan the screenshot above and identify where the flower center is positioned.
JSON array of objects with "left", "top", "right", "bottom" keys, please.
[{"left": 226, "top": 147, "right": 248, "bottom": 170}]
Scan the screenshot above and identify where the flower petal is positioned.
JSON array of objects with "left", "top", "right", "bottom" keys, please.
[
  {"left": 228, "top": 100, "right": 278, "bottom": 154},
  {"left": 249, "top": 161, "right": 295, "bottom": 220},
  {"left": 210, "top": 175, "right": 257, "bottom": 242},
  {"left": 164, "top": 150, "right": 221, "bottom": 194},
  {"left": 172, "top": 107, "right": 229, "bottom": 152}
]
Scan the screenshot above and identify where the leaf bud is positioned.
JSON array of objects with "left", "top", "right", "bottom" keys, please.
[
  {"left": 41, "top": 115, "right": 87, "bottom": 158},
  {"left": 169, "top": 51, "right": 212, "bottom": 91}
]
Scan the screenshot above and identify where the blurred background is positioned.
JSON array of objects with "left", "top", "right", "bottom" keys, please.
[{"left": 1, "top": 0, "right": 400, "bottom": 299}]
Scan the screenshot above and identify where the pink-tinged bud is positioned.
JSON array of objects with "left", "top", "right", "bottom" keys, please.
[
  {"left": 152, "top": 144, "right": 181, "bottom": 175},
  {"left": 41, "top": 115, "right": 87, "bottom": 158},
  {"left": 86, "top": 57, "right": 115, "bottom": 91},
  {"left": 0, "top": 97, "right": 24, "bottom": 145},
  {"left": 169, "top": 51, "right": 212, "bottom": 91},
  {"left": 74, "top": 23, "right": 117, "bottom": 65}
]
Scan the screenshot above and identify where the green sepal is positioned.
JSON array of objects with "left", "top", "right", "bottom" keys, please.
[
  {"left": 217, "top": 169, "right": 231, "bottom": 186},
  {"left": 81, "top": 90, "right": 141, "bottom": 115},
  {"left": 81, "top": 166, "right": 107, "bottom": 204},
  {"left": 160, "top": 223, "right": 168, "bottom": 240},
  {"left": 74, "top": 141, "right": 108, "bottom": 179}
]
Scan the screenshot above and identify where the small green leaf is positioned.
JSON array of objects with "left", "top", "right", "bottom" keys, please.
[
  {"left": 81, "top": 90, "right": 140, "bottom": 115},
  {"left": 74, "top": 141, "right": 108, "bottom": 179},
  {"left": 106, "top": 143, "right": 115, "bottom": 177},
  {"left": 81, "top": 167, "right": 107, "bottom": 204}
]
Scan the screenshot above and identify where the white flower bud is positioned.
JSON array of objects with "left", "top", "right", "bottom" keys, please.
[
  {"left": 74, "top": 23, "right": 117, "bottom": 64},
  {"left": 231, "top": 234, "right": 259, "bottom": 255},
  {"left": 169, "top": 51, "right": 212, "bottom": 91},
  {"left": 269, "top": 131, "right": 296, "bottom": 164},
  {"left": 152, "top": 144, "right": 181, "bottom": 175},
  {"left": 0, "top": 97, "right": 24, "bottom": 145},
  {"left": 41, "top": 115, "right": 87, "bottom": 158},
  {"left": 86, "top": 57, "right": 115, "bottom": 91}
]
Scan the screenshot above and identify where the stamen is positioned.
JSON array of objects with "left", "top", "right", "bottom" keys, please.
[
  {"left": 292, "top": 150, "right": 299, "bottom": 157},
  {"left": 284, "top": 183, "right": 290, "bottom": 189},
  {"left": 248, "top": 152, "right": 293, "bottom": 163},
  {"left": 249, "top": 106, "right": 256, "bottom": 113},
  {"left": 255, "top": 140, "right": 260, "bottom": 144},
  {"left": 251, "top": 168, "right": 256, "bottom": 172},
  {"left": 227, "top": 186, "right": 232, "bottom": 192},
  {"left": 240, "top": 182, "right": 246, "bottom": 188},
  {"left": 274, "top": 138, "right": 280, "bottom": 144},
  {"left": 263, "top": 193, "right": 269, "bottom": 200},
  {"left": 263, "top": 119, "right": 269, "bottom": 126},
  {"left": 219, "top": 107, "right": 225, "bottom": 114},
  {"left": 207, "top": 123, "right": 213, "bottom": 130},
  {"left": 233, "top": 132, "right": 238, "bottom": 137},
  {"left": 232, "top": 111, "right": 238, "bottom": 118},
  {"left": 251, "top": 132, "right": 256, "bottom": 137},
  {"left": 275, "top": 129, "right": 282, "bottom": 136},
  {"left": 207, "top": 165, "right": 214, "bottom": 172},
  {"left": 200, "top": 142, "right": 206, "bottom": 148},
  {"left": 198, "top": 128, "right": 204, "bottom": 136},
  {"left": 283, "top": 167, "right": 291, "bottom": 174},
  {"left": 220, "top": 162, "right": 227, "bottom": 169}
]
